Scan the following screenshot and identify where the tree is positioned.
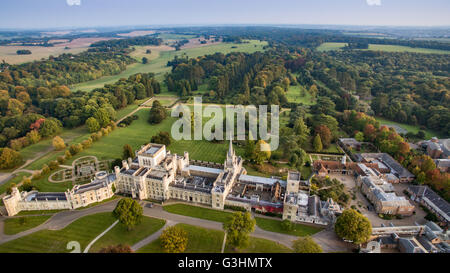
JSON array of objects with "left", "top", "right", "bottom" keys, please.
[
  {"left": 315, "top": 125, "right": 332, "bottom": 148},
  {"left": 254, "top": 140, "right": 271, "bottom": 165},
  {"left": 123, "top": 144, "right": 135, "bottom": 159},
  {"left": 293, "top": 118, "right": 310, "bottom": 147},
  {"left": 292, "top": 236, "right": 323, "bottom": 253},
  {"left": 335, "top": 209, "right": 372, "bottom": 244},
  {"left": 148, "top": 100, "right": 167, "bottom": 124},
  {"left": 99, "top": 244, "right": 133, "bottom": 253},
  {"left": 355, "top": 131, "right": 365, "bottom": 142},
  {"left": 69, "top": 143, "right": 83, "bottom": 156},
  {"left": 142, "top": 57, "right": 148, "bottom": 64},
  {"left": 313, "top": 134, "right": 323, "bottom": 152},
  {"left": 223, "top": 212, "right": 255, "bottom": 250},
  {"left": 113, "top": 198, "right": 143, "bottom": 231},
  {"left": 86, "top": 117, "right": 100, "bottom": 133},
  {"left": 0, "top": 148, "right": 22, "bottom": 169},
  {"left": 151, "top": 131, "right": 171, "bottom": 146},
  {"left": 160, "top": 226, "right": 188, "bottom": 253},
  {"left": 39, "top": 118, "right": 62, "bottom": 138},
  {"left": 52, "top": 136, "right": 66, "bottom": 150}
]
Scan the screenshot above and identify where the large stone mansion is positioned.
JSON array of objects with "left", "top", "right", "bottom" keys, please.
[{"left": 3, "top": 141, "right": 342, "bottom": 225}]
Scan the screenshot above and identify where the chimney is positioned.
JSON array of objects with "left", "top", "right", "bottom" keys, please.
[
  {"left": 114, "top": 166, "right": 120, "bottom": 175},
  {"left": 127, "top": 157, "right": 132, "bottom": 166}
]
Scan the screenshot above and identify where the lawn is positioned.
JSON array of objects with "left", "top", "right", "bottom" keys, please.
[
  {"left": 89, "top": 216, "right": 166, "bottom": 253},
  {"left": 375, "top": 117, "right": 443, "bottom": 139},
  {"left": 225, "top": 236, "right": 292, "bottom": 253},
  {"left": 0, "top": 172, "right": 31, "bottom": 195},
  {"left": 64, "top": 107, "right": 245, "bottom": 165},
  {"left": 254, "top": 217, "right": 322, "bottom": 237},
  {"left": 317, "top": 42, "right": 450, "bottom": 55},
  {"left": 163, "top": 203, "right": 233, "bottom": 223},
  {"left": 71, "top": 40, "right": 267, "bottom": 92},
  {"left": 285, "top": 84, "right": 315, "bottom": 105},
  {"left": 137, "top": 223, "right": 225, "bottom": 253},
  {"left": 16, "top": 209, "right": 67, "bottom": 216},
  {"left": 0, "top": 212, "right": 116, "bottom": 253},
  {"left": 3, "top": 215, "right": 52, "bottom": 235}
]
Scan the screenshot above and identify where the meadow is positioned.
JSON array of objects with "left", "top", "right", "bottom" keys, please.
[
  {"left": 317, "top": 42, "right": 450, "bottom": 54},
  {"left": 375, "top": 117, "right": 443, "bottom": 139}
]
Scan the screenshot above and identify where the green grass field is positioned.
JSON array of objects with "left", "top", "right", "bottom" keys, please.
[
  {"left": 0, "top": 172, "right": 31, "bottom": 194},
  {"left": 89, "top": 216, "right": 166, "bottom": 253},
  {"left": 64, "top": 107, "right": 245, "bottom": 165},
  {"left": 71, "top": 40, "right": 267, "bottom": 92},
  {"left": 137, "top": 223, "right": 225, "bottom": 253},
  {"left": 317, "top": 42, "right": 450, "bottom": 54},
  {"left": 3, "top": 215, "right": 52, "bottom": 235},
  {"left": 225, "top": 236, "right": 292, "bottom": 253},
  {"left": 163, "top": 203, "right": 233, "bottom": 223},
  {"left": 375, "top": 117, "right": 443, "bottom": 139},
  {"left": 254, "top": 217, "right": 322, "bottom": 237},
  {"left": 285, "top": 84, "right": 315, "bottom": 105},
  {"left": 0, "top": 212, "right": 116, "bottom": 253}
]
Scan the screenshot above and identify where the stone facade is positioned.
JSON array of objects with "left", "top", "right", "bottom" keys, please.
[{"left": 3, "top": 171, "right": 116, "bottom": 216}]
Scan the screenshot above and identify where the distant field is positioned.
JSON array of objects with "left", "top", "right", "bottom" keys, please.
[
  {"left": 317, "top": 42, "right": 450, "bottom": 54},
  {"left": 0, "top": 37, "right": 113, "bottom": 64},
  {"left": 71, "top": 40, "right": 268, "bottom": 92}
]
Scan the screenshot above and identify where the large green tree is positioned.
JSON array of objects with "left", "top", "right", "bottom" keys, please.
[
  {"left": 223, "top": 212, "right": 256, "bottom": 250},
  {"left": 335, "top": 209, "right": 372, "bottom": 244},
  {"left": 160, "top": 225, "right": 188, "bottom": 253},
  {"left": 113, "top": 198, "right": 143, "bottom": 231}
]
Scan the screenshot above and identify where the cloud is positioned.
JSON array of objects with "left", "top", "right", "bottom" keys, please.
[
  {"left": 66, "top": 0, "right": 81, "bottom": 6},
  {"left": 366, "top": 0, "right": 381, "bottom": 6}
]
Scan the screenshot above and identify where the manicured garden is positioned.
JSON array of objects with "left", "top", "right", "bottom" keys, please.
[
  {"left": 0, "top": 212, "right": 116, "bottom": 253},
  {"left": 254, "top": 217, "right": 323, "bottom": 237},
  {"left": 137, "top": 223, "right": 225, "bottom": 253},
  {"left": 89, "top": 216, "right": 166, "bottom": 253},
  {"left": 3, "top": 215, "right": 52, "bottom": 235}
]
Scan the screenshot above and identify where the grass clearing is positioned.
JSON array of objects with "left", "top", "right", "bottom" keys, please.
[
  {"left": 254, "top": 217, "right": 322, "bottom": 237},
  {"left": 0, "top": 212, "right": 116, "bottom": 253},
  {"left": 163, "top": 203, "right": 233, "bottom": 223},
  {"left": 137, "top": 223, "right": 224, "bottom": 253},
  {"left": 3, "top": 215, "right": 52, "bottom": 235},
  {"left": 225, "top": 236, "right": 292, "bottom": 253},
  {"left": 89, "top": 216, "right": 166, "bottom": 253},
  {"left": 286, "top": 84, "right": 315, "bottom": 105},
  {"left": 317, "top": 42, "right": 450, "bottom": 54},
  {"left": 71, "top": 40, "right": 267, "bottom": 92},
  {"left": 375, "top": 117, "right": 442, "bottom": 139},
  {"left": 0, "top": 172, "right": 31, "bottom": 195}
]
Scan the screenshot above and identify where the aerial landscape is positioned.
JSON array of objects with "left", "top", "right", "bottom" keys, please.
[{"left": 0, "top": 0, "right": 448, "bottom": 268}]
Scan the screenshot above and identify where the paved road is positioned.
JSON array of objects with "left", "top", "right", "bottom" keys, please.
[{"left": 0, "top": 199, "right": 120, "bottom": 245}]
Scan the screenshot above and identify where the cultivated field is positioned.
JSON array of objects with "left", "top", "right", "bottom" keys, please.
[{"left": 0, "top": 37, "right": 115, "bottom": 64}]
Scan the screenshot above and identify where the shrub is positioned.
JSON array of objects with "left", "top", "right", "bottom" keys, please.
[{"left": 49, "top": 160, "right": 59, "bottom": 170}]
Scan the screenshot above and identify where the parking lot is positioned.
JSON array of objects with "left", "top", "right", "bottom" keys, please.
[{"left": 327, "top": 174, "right": 427, "bottom": 227}]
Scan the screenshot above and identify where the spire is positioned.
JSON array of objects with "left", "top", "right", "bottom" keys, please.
[{"left": 228, "top": 133, "right": 234, "bottom": 157}]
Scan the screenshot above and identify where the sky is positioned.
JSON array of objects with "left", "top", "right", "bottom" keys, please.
[{"left": 0, "top": 0, "right": 449, "bottom": 29}]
